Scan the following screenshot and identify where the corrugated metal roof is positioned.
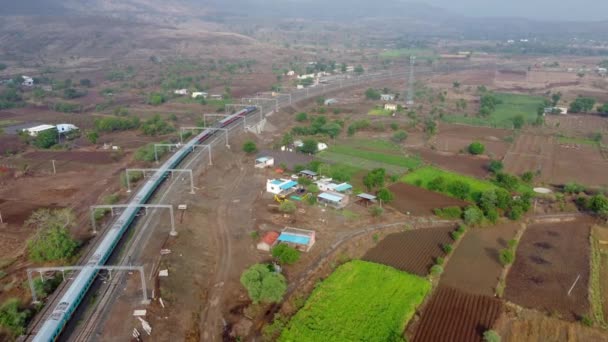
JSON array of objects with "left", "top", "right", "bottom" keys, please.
[
  {"left": 357, "top": 193, "right": 377, "bottom": 200},
  {"left": 334, "top": 183, "right": 352, "bottom": 192},
  {"left": 279, "top": 180, "right": 298, "bottom": 190},
  {"left": 300, "top": 170, "right": 317, "bottom": 176},
  {"left": 318, "top": 192, "right": 344, "bottom": 202}
]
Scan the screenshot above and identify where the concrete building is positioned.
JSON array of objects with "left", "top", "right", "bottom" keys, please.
[
  {"left": 384, "top": 103, "right": 398, "bottom": 111},
  {"left": 277, "top": 227, "right": 316, "bottom": 252},
  {"left": 174, "top": 89, "right": 188, "bottom": 95},
  {"left": 318, "top": 191, "right": 349, "bottom": 209},
  {"left": 192, "top": 92, "right": 208, "bottom": 99},
  {"left": 266, "top": 179, "right": 298, "bottom": 195},
  {"left": 22, "top": 76, "right": 34, "bottom": 87},
  {"left": 257, "top": 231, "right": 280, "bottom": 251},
  {"left": 56, "top": 123, "right": 78, "bottom": 133},
  {"left": 23, "top": 124, "right": 55, "bottom": 137},
  {"left": 544, "top": 107, "right": 568, "bottom": 115},
  {"left": 255, "top": 156, "right": 275, "bottom": 168},
  {"left": 380, "top": 94, "right": 395, "bottom": 101},
  {"left": 316, "top": 181, "right": 352, "bottom": 194}
]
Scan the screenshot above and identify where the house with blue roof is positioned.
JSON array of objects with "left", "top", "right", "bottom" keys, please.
[
  {"left": 316, "top": 180, "right": 353, "bottom": 194},
  {"left": 317, "top": 191, "right": 349, "bottom": 209},
  {"left": 266, "top": 178, "right": 299, "bottom": 195}
]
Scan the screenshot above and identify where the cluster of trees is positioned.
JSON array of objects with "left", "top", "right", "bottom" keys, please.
[
  {"left": 26, "top": 209, "right": 79, "bottom": 263},
  {"left": 479, "top": 92, "right": 502, "bottom": 117},
  {"left": 365, "top": 88, "right": 381, "bottom": 100},
  {"left": 0, "top": 87, "right": 22, "bottom": 109},
  {"left": 576, "top": 194, "right": 608, "bottom": 219},
  {"left": 292, "top": 115, "right": 342, "bottom": 139},
  {"left": 569, "top": 97, "right": 596, "bottom": 113},
  {"left": 52, "top": 102, "right": 82, "bottom": 113},
  {"left": 94, "top": 116, "right": 140, "bottom": 132},
  {"left": 147, "top": 92, "right": 167, "bottom": 106},
  {"left": 141, "top": 115, "right": 174, "bottom": 136},
  {"left": 32, "top": 128, "right": 59, "bottom": 149},
  {"left": 347, "top": 119, "right": 370, "bottom": 136},
  {"left": 363, "top": 168, "right": 386, "bottom": 191},
  {"left": 240, "top": 264, "right": 286, "bottom": 304}
]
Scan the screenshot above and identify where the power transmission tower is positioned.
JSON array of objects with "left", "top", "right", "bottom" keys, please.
[{"left": 406, "top": 56, "right": 416, "bottom": 106}]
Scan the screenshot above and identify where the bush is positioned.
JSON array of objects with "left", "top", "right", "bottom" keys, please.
[
  {"left": 271, "top": 244, "right": 301, "bottom": 265},
  {"left": 468, "top": 141, "right": 485, "bottom": 155},
  {"left": 26, "top": 209, "right": 78, "bottom": 262},
  {"left": 451, "top": 230, "right": 463, "bottom": 241},
  {"left": 376, "top": 188, "right": 394, "bottom": 203},
  {"left": 86, "top": 131, "right": 99, "bottom": 144},
  {"left": 369, "top": 206, "right": 384, "bottom": 217},
  {"left": 279, "top": 201, "right": 297, "bottom": 214},
  {"left": 134, "top": 143, "right": 168, "bottom": 162},
  {"left": 0, "top": 299, "right": 30, "bottom": 337},
  {"left": 442, "top": 244, "right": 453, "bottom": 254},
  {"left": 430, "top": 264, "right": 444, "bottom": 275},
  {"left": 391, "top": 130, "right": 408, "bottom": 142},
  {"left": 488, "top": 160, "right": 503, "bottom": 174},
  {"left": 365, "top": 88, "right": 381, "bottom": 100},
  {"left": 494, "top": 172, "right": 519, "bottom": 192},
  {"left": 521, "top": 171, "right": 534, "bottom": 184},
  {"left": 433, "top": 206, "right": 463, "bottom": 219},
  {"left": 33, "top": 128, "right": 59, "bottom": 149},
  {"left": 240, "top": 264, "right": 287, "bottom": 304},
  {"left": 299, "top": 139, "right": 318, "bottom": 154},
  {"left": 428, "top": 176, "right": 447, "bottom": 192},
  {"left": 464, "top": 206, "right": 484, "bottom": 225},
  {"left": 435, "top": 257, "right": 445, "bottom": 265},
  {"left": 581, "top": 315, "right": 593, "bottom": 327},
  {"left": 95, "top": 116, "right": 140, "bottom": 132},
  {"left": 243, "top": 141, "right": 257, "bottom": 154},
  {"left": 483, "top": 330, "right": 501, "bottom": 342},
  {"left": 448, "top": 180, "right": 471, "bottom": 200},
  {"left": 295, "top": 112, "right": 308, "bottom": 122},
  {"left": 363, "top": 168, "right": 386, "bottom": 191},
  {"left": 499, "top": 248, "right": 515, "bottom": 265},
  {"left": 141, "top": 115, "right": 174, "bottom": 136},
  {"left": 564, "top": 182, "right": 585, "bottom": 194},
  {"left": 147, "top": 92, "right": 166, "bottom": 105}
]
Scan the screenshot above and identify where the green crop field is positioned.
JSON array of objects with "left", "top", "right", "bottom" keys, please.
[
  {"left": 368, "top": 108, "right": 393, "bottom": 116},
  {"left": 280, "top": 260, "right": 430, "bottom": 342},
  {"left": 402, "top": 166, "right": 498, "bottom": 195},
  {"left": 318, "top": 141, "right": 421, "bottom": 174},
  {"left": 442, "top": 93, "right": 544, "bottom": 129}
]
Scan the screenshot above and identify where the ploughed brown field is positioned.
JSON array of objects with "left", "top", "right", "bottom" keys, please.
[
  {"left": 23, "top": 151, "right": 117, "bottom": 164},
  {"left": 412, "top": 147, "right": 490, "bottom": 178},
  {"left": 362, "top": 225, "right": 455, "bottom": 276},
  {"left": 413, "top": 286, "right": 503, "bottom": 342},
  {"left": 388, "top": 182, "right": 468, "bottom": 216},
  {"left": 505, "top": 218, "right": 592, "bottom": 321}
]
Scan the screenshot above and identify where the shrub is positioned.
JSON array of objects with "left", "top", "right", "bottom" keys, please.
[
  {"left": 447, "top": 180, "right": 471, "bottom": 200},
  {"left": 464, "top": 206, "right": 484, "bottom": 225},
  {"left": 483, "top": 330, "right": 501, "bottom": 342},
  {"left": 240, "top": 264, "right": 287, "bottom": 304},
  {"left": 564, "top": 182, "right": 586, "bottom": 194},
  {"left": 499, "top": 248, "right": 515, "bottom": 265},
  {"left": 488, "top": 160, "right": 504, "bottom": 174},
  {"left": 279, "top": 201, "right": 297, "bottom": 214},
  {"left": 271, "top": 244, "right": 301, "bottom": 265},
  {"left": 147, "top": 92, "right": 166, "bottom": 105},
  {"left": 33, "top": 128, "right": 59, "bottom": 149},
  {"left": 468, "top": 141, "right": 485, "bottom": 155},
  {"left": 299, "top": 139, "right": 318, "bottom": 154},
  {"left": 442, "top": 244, "right": 453, "bottom": 254},
  {"left": 365, "top": 88, "right": 381, "bottom": 100},
  {"left": 430, "top": 264, "right": 444, "bottom": 275},
  {"left": 94, "top": 116, "right": 140, "bottom": 132},
  {"left": 369, "top": 206, "right": 384, "bottom": 217},
  {"left": 242, "top": 141, "right": 257, "bottom": 154},
  {"left": 581, "top": 315, "right": 593, "bottom": 327},
  {"left": 494, "top": 172, "right": 519, "bottom": 192},
  {"left": 433, "top": 206, "right": 463, "bottom": 219},
  {"left": 521, "top": 171, "right": 534, "bottom": 184},
  {"left": 141, "top": 115, "right": 174, "bottom": 136},
  {"left": 295, "top": 112, "right": 308, "bottom": 122},
  {"left": 390, "top": 122, "right": 399, "bottom": 131},
  {"left": 451, "top": 231, "right": 463, "bottom": 241},
  {"left": 435, "top": 257, "right": 445, "bottom": 265},
  {"left": 0, "top": 299, "right": 30, "bottom": 337},
  {"left": 26, "top": 209, "right": 78, "bottom": 262},
  {"left": 376, "top": 188, "right": 394, "bottom": 203},
  {"left": 391, "top": 130, "right": 408, "bottom": 142}
]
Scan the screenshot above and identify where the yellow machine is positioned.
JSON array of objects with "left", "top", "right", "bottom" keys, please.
[{"left": 274, "top": 194, "right": 287, "bottom": 203}]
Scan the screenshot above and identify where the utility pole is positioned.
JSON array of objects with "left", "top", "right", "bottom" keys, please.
[{"left": 51, "top": 160, "right": 56, "bottom": 174}]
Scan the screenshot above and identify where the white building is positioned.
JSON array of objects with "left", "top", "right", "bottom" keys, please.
[
  {"left": 22, "top": 76, "right": 34, "bottom": 87},
  {"left": 286, "top": 70, "right": 295, "bottom": 76},
  {"left": 192, "top": 92, "right": 208, "bottom": 99},
  {"left": 210, "top": 94, "right": 223, "bottom": 100},
  {"left": 544, "top": 107, "right": 568, "bottom": 115},
  {"left": 255, "top": 156, "right": 275, "bottom": 168},
  {"left": 266, "top": 179, "right": 298, "bottom": 195},
  {"left": 384, "top": 103, "right": 398, "bottom": 111},
  {"left": 316, "top": 181, "right": 353, "bottom": 193},
  {"left": 23, "top": 124, "right": 55, "bottom": 137},
  {"left": 380, "top": 94, "right": 395, "bottom": 101},
  {"left": 56, "top": 123, "right": 78, "bottom": 133},
  {"left": 174, "top": 89, "right": 188, "bottom": 95},
  {"left": 297, "top": 74, "right": 316, "bottom": 80},
  {"left": 317, "top": 142, "right": 328, "bottom": 151}
]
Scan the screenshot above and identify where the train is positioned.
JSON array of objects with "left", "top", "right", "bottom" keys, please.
[{"left": 32, "top": 106, "right": 258, "bottom": 342}]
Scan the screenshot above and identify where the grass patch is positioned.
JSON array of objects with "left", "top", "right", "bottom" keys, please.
[
  {"left": 368, "top": 108, "right": 393, "bottom": 116},
  {"left": 557, "top": 135, "right": 600, "bottom": 147},
  {"left": 280, "top": 260, "right": 430, "bottom": 342},
  {"left": 442, "top": 93, "right": 544, "bottom": 129},
  {"left": 322, "top": 145, "right": 421, "bottom": 170},
  {"left": 402, "top": 166, "right": 498, "bottom": 196},
  {"left": 590, "top": 227, "right": 608, "bottom": 327},
  {"left": 347, "top": 139, "right": 402, "bottom": 151}
]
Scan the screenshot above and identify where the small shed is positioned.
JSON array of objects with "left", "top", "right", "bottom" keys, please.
[
  {"left": 318, "top": 191, "right": 349, "bottom": 209},
  {"left": 56, "top": 123, "right": 78, "bottom": 133},
  {"left": 299, "top": 170, "right": 318, "bottom": 179},
  {"left": 255, "top": 156, "right": 275, "bottom": 169},
  {"left": 380, "top": 94, "right": 395, "bottom": 101},
  {"left": 257, "top": 231, "right": 280, "bottom": 251},
  {"left": 192, "top": 92, "right": 208, "bottom": 99},
  {"left": 174, "top": 89, "right": 188, "bottom": 95},
  {"left": 324, "top": 98, "right": 338, "bottom": 106},
  {"left": 277, "top": 227, "right": 316, "bottom": 252},
  {"left": 384, "top": 103, "right": 398, "bottom": 111},
  {"left": 210, "top": 94, "right": 223, "bottom": 100},
  {"left": 356, "top": 193, "right": 377, "bottom": 207},
  {"left": 23, "top": 124, "right": 55, "bottom": 137}
]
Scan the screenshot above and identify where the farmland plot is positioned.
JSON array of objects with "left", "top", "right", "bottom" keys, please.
[
  {"left": 505, "top": 218, "right": 592, "bottom": 320},
  {"left": 363, "top": 225, "right": 455, "bottom": 276},
  {"left": 388, "top": 182, "right": 468, "bottom": 216},
  {"left": 412, "top": 286, "right": 503, "bottom": 342}
]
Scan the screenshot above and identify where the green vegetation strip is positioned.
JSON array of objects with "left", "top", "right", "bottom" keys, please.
[
  {"left": 368, "top": 109, "right": 393, "bottom": 116},
  {"left": 557, "top": 136, "right": 600, "bottom": 147},
  {"left": 323, "top": 144, "right": 421, "bottom": 169},
  {"left": 402, "top": 166, "right": 498, "bottom": 194},
  {"left": 318, "top": 152, "right": 406, "bottom": 176},
  {"left": 443, "top": 93, "right": 544, "bottom": 129},
  {"left": 590, "top": 232, "right": 607, "bottom": 327},
  {"left": 280, "top": 260, "right": 430, "bottom": 342}
]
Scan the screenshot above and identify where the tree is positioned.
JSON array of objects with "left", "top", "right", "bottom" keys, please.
[
  {"left": 488, "top": 160, "right": 504, "bottom": 174},
  {"left": 279, "top": 201, "right": 297, "bottom": 214},
  {"left": 468, "top": 141, "right": 485, "bottom": 155},
  {"left": 369, "top": 205, "right": 384, "bottom": 217},
  {"left": 26, "top": 209, "right": 78, "bottom": 262},
  {"left": 551, "top": 92, "right": 562, "bottom": 106},
  {"left": 363, "top": 168, "right": 386, "bottom": 191},
  {"left": 448, "top": 181, "right": 471, "bottom": 200},
  {"left": 464, "top": 206, "right": 484, "bottom": 225},
  {"left": 598, "top": 103, "right": 608, "bottom": 115},
  {"left": 483, "top": 330, "right": 501, "bottom": 342},
  {"left": 499, "top": 248, "right": 515, "bottom": 265},
  {"left": 0, "top": 299, "right": 30, "bottom": 337},
  {"left": 33, "top": 128, "right": 58, "bottom": 149},
  {"left": 521, "top": 171, "right": 534, "bottom": 184},
  {"left": 478, "top": 190, "right": 498, "bottom": 213},
  {"left": 391, "top": 130, "right": 408, "bottom": 143},
  {"left": 240, "top": 264, "right": 287, "bottom": 304},
  {"left": 453, "top": 81, "right": 461, "bottom": 89},
  {"left": 495, "top": 173, "right": 519, "bottom": 192},
  {"left": 295, "top": 112, "right": 308, "bottom": 122},
  {"left": 564, "top": 182, "right": 585, "bottom": 194},
  {"left": 86, "top": 131, "right": 99, "bottom": 144},
  {"left": 428, "top": 176, "right": 447, "bottom": 192},
  {"left": 512, "top": 115, "right": 525, "bottom": 129},
  {"left": 280, "top": 132, "right": 294, "bottom": 146},
  {"left": 569, "top": 97, "right": 596, "bottom": 113},
  {"left": 242, "top": 141, "right": 257, "bottom": 154},
  {"left": 299, "top": 139, "right": 318, "bottom": 154},
  {"left": 271, "top": 244, "right": 301, "bottom": 265},
  {"left": 354, "top": 65, "right": 364, "bottom": 74},
  {"left": 365, "top": 88, "right": 381, "bottom": 100},
  {"left": 147, "top": 92, "right": 166, "bottom": 106},
  {"left": 320, "top": 122, "right": 341, "bottom": 138},
  {"left": 425, "top": 119, "right": 437, "bottom": 135},
  {"left": 376, "top": 188, "right": 394, "bottom": 203}
]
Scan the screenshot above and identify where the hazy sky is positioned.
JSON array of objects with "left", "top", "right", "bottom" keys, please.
[{"left": 425, "top": 0, "right": 608, "bottom": 21}]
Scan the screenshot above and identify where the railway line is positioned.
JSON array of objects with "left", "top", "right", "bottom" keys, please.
[{"left": 24, "top": 62, "right": 513, "bottom": 341}]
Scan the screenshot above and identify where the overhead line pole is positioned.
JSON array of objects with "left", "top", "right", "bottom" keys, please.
[{"left": 125, "top": 168, "right": 195, "bottom": 195}]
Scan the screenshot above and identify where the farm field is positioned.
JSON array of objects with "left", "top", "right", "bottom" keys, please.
[
  {"left": 401, "top": 166, "right": 500, "bottom": 201},
  {"left": 279, "top": 260, "right": 430, "bottom": 342},
  {"left": 388, "top": 182, "right": 468, "bottom": 216},
  {"left": 545, "top": 114, "right": 608, "bottom": 139},
  {"left": 318, "top": 139, "right": 421, "bottom": 175},
  {"left": 592, "top": 225, "right": 608, "bottom": 320},
  {"left": 362, "top": 225, "right": 455, "bottom": 276},
  {"left": 412, "top": 286, "right": 503, "bottom": 342},
  {"left": 411, "top": 147, "right": 490, "bottom": 178},
  {"left": 442, "top": 93, "right": 545, "bottom": 129},
  {"left": 434, "top": 123, "right": 512, "bottom": 159},
  {"left": 441, "top": 223, "right": 520, "bottom": 296},
  {"left": 503, "top": 133, "right": 608, "bottom": 187},
  {"left": 22, "top": 151, "right": 119, "bottom": 164},
  {"left": 368, "top": 108, "right": 393, "bottom": 116},
  {"left": 505, "top": 218, "right": 592, "bottom": 321}
]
